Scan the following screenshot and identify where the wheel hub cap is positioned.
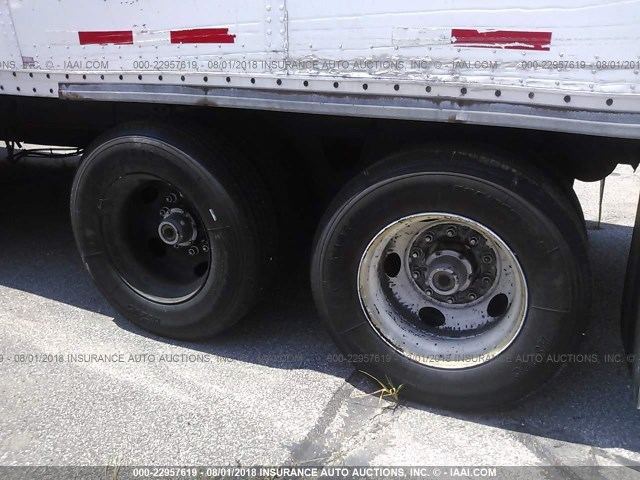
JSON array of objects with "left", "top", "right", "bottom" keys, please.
[
  {"left": 158, "top": 209, "right": 197, "bottom": 246},
  {"left": 424, "top": 250, "right": 473, "bottom": 296}
]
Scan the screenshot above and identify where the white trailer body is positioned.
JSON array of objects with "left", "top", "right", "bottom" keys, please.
[{"left": 1, "top": 0, "right": 640, "bottom": 137}]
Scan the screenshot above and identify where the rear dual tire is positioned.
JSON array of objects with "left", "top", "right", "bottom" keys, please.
[
  {"left": 71, "top": 123, "right": 275, "bottom": 340},
  {"left": 311, "top": 147, "right": 590, "bottom": 409}
]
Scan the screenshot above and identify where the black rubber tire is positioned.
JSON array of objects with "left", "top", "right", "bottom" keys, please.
[
  {"left": 311, "top": 146, "right": 591, "bottom": 409},
  {"left": 71, "top": 122, "right": 276, "bottom": 340}
]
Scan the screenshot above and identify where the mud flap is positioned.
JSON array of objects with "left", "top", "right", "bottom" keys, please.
[{"left": 622, "top": 192, "right": 640, "bottom": 409}]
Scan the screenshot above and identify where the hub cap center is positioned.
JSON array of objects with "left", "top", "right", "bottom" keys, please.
[
  {"left": 158, "top": 209, "right": 197, "bottom": 246},
  {"left": 425, "top": 250, "right": 473, "bottom": 296}
]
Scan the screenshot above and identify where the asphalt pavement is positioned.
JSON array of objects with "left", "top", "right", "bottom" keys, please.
[{"left": 0, "top": 150, "right": 639, "bottom": 475}]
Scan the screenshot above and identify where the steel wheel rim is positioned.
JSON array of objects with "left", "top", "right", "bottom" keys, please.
[
  {"left": 101, "top": 174, "right": 212, "bottom": 305},
  {"left": 357, "top": 213, "right": 528, "bottom": 369}
]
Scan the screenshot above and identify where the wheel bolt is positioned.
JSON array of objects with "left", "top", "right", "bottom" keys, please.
[
  {"left": 469, "top": 237, "right": 479, "bottom": 246},
  {"left": 446, "top": 227, "right": 457, "bottom": 237},
  {"left": 159, "top": 207, "right": 170, "bottom": 217},
  {"left": 424, "top": 233, "right": 435, "bottom": 243},
  {"left": 482, "top": 254, "right": 493, "bottom": 264},
  {"left": 188, "top": 246, "right": 199, "bottom": 256},
  {"left": 482, "top": 276, "right": 492, "bottom": 285},
  {"left": 426, "top": 289, "right": 433, "bottom": 296},
  {"left": 201, "top": 244, "right": 209, "bottom": 253},
  {"left": 469, "top": 292, "right": 477, "bottom": 301},
  {"left": 410, "top": 248, "right": 423, "bottom": 259},
  {"left": 412, "top": 270, "right": 421, "bottom": 280},
  {"left": 165, "top": 193, "right": 178, "bottom": 204},
  {"left": 446, "top": 297, "right": 454, "bottom": 304}
]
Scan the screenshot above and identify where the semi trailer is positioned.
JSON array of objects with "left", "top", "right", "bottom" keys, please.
[{"left": 1, "top": 0, "right": 639, "bottom": 409}]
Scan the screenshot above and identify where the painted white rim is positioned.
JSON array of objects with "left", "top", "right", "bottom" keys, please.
[{"left": 357, "top": 213, "right": 528, "bottom": 369}]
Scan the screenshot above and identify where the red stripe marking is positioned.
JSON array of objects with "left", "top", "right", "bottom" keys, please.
[
  {"left": 78, "top": 31, "right": 133, "bottom": 45},
  {"left": 452, "top": 29, "right": 552, "bottom": 51},
  {"left": 170, "top": 28, "right": 236, "bottom": 44}
]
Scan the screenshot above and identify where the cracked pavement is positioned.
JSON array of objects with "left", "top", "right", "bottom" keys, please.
[{"left": 0, "top": 152, "right": 639, "bottom": 473}]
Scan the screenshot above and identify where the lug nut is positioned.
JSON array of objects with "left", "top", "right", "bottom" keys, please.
[
  {"left": 201, "top": 244, "right": 209, "bottom": 253},
  {"left": 424, "top": 233, "right": 435, "bottom": 243},
  {"left": 469, "top": 237, "right": 479, "bottom": 246},
  {"left": 412, "top": 270, "right": 421, "bottom": 280},
  {"left": 446, "top": 297, "right": 455, "bottom": 304},
  {"left": 469, "top": 292, "right": 477, "bottom": 301},
  {"left": 426, "top": 289, "right": 433, "bottom": 296},
  {"left": 482, "top": 254, "right": 493, "bottom": 264},
  {"left": 188, "top": 246, "right": 199, "bottom": 256},
  {"left": 482, "top": 276, "right": 492, "bottom": 285},
  {"left": 446, "top": 227, "right": 457, "bottom": 237},
  {"left": 410, "top": 248, "right": 423, "bottom": 259},
  {"left": 165, "top": 193, "right": 178, "bottom": 204},
  {"left": 159, "top": 207, "right": 170, "bottom": 217}
]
